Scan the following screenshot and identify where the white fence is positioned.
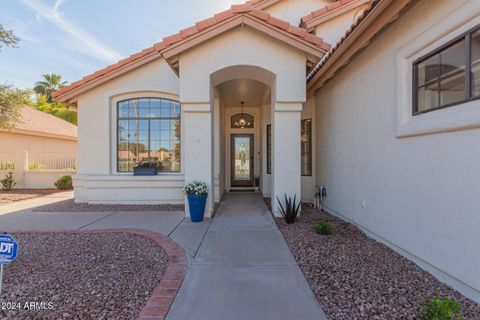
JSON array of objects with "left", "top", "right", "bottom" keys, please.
[{"left": 0, "top": 151, "right": 76, "bottom": 189}]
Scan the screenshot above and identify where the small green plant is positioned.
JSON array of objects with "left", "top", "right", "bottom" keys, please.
[
  {"left": 419, "top": 297, "right": 463, "bottom": 320},
  {"left": 0, "top": 161, "right": 15, "bottom": 171},
  {"left": 276, "top": 194, "right": 301, "bottom": 224},
  {"left": 28, "top": 162, "right": 45, "bottom": 170},
  {"left": 315, "top": 221, "right": 333, "bottom": 235},
  {"left": 55, "top": 175, "right": 73, "bottom": 190},
  {"left": 1, "top": 172, "right": 16, "bottom": 191}
]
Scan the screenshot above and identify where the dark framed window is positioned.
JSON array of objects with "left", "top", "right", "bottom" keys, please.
[
  {"left": 301, "top": 119, "right": 312, "bottom": 176},
  {"left": 413, "top": 24, "right": 480, "bottom": 115},
  {"left": 117, "top": 98, "right": 181, "bottom": 173},
  {"left": 266, "top": 124, "right": 271, "bottom": 174}
]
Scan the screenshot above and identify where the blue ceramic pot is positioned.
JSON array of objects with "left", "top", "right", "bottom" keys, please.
[{"left": 187, "top": 194, "right": 207, "bottom": 222}]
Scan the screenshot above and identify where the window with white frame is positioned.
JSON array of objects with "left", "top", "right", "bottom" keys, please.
[
  {"left": 413, "top": 24, "right": 480, "bottom": 115},
  {"left": 117, "top": 98, "right": 181, "bottom": 172}
]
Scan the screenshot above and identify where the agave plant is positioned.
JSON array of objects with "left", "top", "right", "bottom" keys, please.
[{"left": 276, "top": 194, "right": 301, "bottom": 224}]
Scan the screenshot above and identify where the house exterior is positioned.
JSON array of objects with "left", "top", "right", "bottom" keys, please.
[
  {"left": 0, "top": 106, "right": 77, "bottom": 188},
  {"left": 53, "top": 0, "right": 480, "bottom": 303}
]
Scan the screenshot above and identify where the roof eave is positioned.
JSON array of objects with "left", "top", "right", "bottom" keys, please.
[
  {"left": 302, "top": 0, "right": 371, "bottom": 31},
  {"left": 307, "top": 0, "right": 413, "bottom": 96}
]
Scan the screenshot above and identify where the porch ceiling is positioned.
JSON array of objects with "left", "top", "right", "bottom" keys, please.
[{"left": 216, "top": 79, "right": 270, "bottom": 108}]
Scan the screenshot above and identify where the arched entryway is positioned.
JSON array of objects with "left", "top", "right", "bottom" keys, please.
[{"left": 176, "top": 25, "right": 314, "bottom": 217}]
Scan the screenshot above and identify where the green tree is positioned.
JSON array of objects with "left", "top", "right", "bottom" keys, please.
[
  {"left": 35, "top": 95, "right": 77, "bottom": 125},
  {"left": 0, "top": 24, "right": 19, "bottom": 51},
  {"left": 0, "top": 84, "right": 32, "bottom": 130},
  {"left": 33, "top": 73, "right": 67, "bottom": 102}
]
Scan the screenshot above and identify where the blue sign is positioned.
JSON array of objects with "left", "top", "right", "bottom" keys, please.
[{"left": 0, "top": 235, "right": 18, "bottom": 265}]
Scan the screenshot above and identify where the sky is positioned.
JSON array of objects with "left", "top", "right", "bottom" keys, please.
[{"left": 0, "top": 0, "right": 245, "bottom": 89}]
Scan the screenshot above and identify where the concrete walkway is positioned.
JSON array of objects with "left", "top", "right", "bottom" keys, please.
[
  {"left": 0, "top": 192, "right": 326, "bottom": 320},
  {"left": 167, "top": 193, "right": 327, "bottom": 320}
]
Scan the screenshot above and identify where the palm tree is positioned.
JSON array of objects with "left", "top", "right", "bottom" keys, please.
[{"left": 33, "top": 73, "right": 68, "bottom": 102}]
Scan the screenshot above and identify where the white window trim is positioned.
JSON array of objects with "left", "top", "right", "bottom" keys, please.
[{"left": 395, "top": 4, "right": 480, "bottom": 138}]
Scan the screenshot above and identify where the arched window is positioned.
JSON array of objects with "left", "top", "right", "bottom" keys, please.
[
  {"left": 231, "top": 113, "right": 254, "bottom": 129},
  {"left": 117, "top": 98, "right": 181, "bottom": 172}
]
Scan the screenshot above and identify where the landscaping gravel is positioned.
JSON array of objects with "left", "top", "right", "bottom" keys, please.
[
  {"left": 33, "top": 199, "right": 184, "bottom": 212},
  {"left": 276, "top": 206, "right": 480, "bottom": 320},
  {"left": 0, "top": 189, "right": 62, "bottom": 205},
  {"left": 0, "top": 232, "right": 168, "bottom": 319}
]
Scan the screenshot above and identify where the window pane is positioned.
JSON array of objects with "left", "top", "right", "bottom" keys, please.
[
  {"left": 128, "top": 99, "right": 138, "bottom": 118},
  {"left": 416, "top": 54, "right": 440, "bottom": 113},
  {"left": 138, "top": 98, "right": 150, "bottom": 118},
  {"left": 118, "top": 101, "right": 129, "bottom": 118},
  {"left": 417, "top": 85, "right": 439, "bottom": 113},
  {"left": 150, "top": 99, "right": 161, "bottom": 117},
  {"left": 472, "top": 29, "right": 480, "bottom": 97},
  {"left": 301, "top": 119, "right": 312, "bottom": 176},
  {"left": 439, "top": 40, "right": 466, "bottom": 106},
  {"left": 418, "top": 55, "right": 440, "bottom": 87}
]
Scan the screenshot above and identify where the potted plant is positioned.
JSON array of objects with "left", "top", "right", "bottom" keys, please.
[
  {"left": 133, "top": 161, "right": 158, "bottom": 176},
  {"left": 183, "top": 180, "right": 208, "bottom": 222}
]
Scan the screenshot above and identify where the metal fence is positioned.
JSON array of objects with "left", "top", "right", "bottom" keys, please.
[
  {"left": 26, "top": 152, "right": 76, "bottom": 172},
  {"left": 0, "top": 152, "right": 16, "bottom": 171},
  {"left": 0, "top": 152, "right": 76, "bottom": 172}
]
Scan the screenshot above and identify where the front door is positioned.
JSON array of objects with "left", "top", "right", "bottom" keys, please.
[{"left": 231, "top": 134, "right": 254, "bottom": 187}]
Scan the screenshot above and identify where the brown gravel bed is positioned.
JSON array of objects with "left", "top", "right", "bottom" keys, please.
[
  {"left": 0, "top": 232, "right": 168, "bottom": 320},
  {"left": 33, "top": 199, "right": 184, "bottom": 212},
  {"left": 276, "top": 206, "right": 480, "bottom": 320},
  {"left": 0, "top": 189, "right": 63, "bottom": 205}
]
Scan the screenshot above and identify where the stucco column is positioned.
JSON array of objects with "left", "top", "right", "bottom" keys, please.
[
  {"left": 272, "top": 102, "right": 302, "bottom": 216},
  {"left": 183, "top": 103, "right": 214, "bottom": 217}
]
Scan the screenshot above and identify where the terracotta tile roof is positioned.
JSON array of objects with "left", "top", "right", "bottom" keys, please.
[
  {"left": 307, "top": 0, "right": 380, "bottom": 81},
  {"left": 53, "top": 4, "right": 330, "bottom": 103},
  {"left": 301, "top": 0, "right": 371, "bottom": 29},
  {"left": 13, "top": 106, "right": 77, "bottom": 139}
]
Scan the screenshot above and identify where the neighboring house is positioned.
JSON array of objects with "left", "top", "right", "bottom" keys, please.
[
  {"left": 52, "top": 0, "right": 480, "bottom": 303},
  {"left": 0, "top": 106, "right": 77, "bottom": 188}
]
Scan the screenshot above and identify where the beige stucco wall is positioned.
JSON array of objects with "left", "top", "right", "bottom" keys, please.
[
  {"left": 179, "top": 26, "right": 306, "bottom": 103},
  {"left": 314, "top": 0, "right": 480, "bottom": 302},
  {"left": 0, "top": 131, "right": 76, "bottom": 153},
  {"left": 263, "top": 0, "right": 331, "bottom": 26},
  {"left": 74, "top": 58, "right": 182, "bottom": 203},
  {"left": 0, "top": 131, "right": 76, "bottom": 188},
  {"left": 180, "top": 26, "right": 307, "bottom": 215}
]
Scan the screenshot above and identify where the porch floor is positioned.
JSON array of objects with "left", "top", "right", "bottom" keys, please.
[{"left": 166, "top": 192, "right": 327, "bottom": 320}]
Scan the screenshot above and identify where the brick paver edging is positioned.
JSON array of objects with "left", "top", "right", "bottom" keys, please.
[{"left": 1, "top": 228, "right": 187, "bottom": 320}]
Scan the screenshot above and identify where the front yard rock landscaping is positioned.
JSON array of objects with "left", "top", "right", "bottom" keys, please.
[
  {"left": 33, "top": 199, "right": 184, "bottom": 212},
  {"left": 276, "top": 206, "right": 480, "bottom": 320},
  {"left": 0, "top": 231, "right": 169, "bottom": 319}
]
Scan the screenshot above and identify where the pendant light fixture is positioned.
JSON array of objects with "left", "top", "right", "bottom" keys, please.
[{"left": 238, "top": 101, "right": 246, "bottom": 128}]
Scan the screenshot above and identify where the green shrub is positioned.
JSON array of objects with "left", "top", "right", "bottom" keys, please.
[
  {"left": 1, "top": 172, "right": 16, "bottom": 191},
  {"left": 0, "top": 161, "right": 15, "bottom": 171},
  {"left": 420, "top": 297, "right": 463, "bottom": 320},
  {"left": 315, "top": 221, "right": 333, "bottom": 235},
  {"left": 55, "top": 175, "right": 73, "bottom": 190},
  {"left": 28, "top": 162, "right": 45, "bottom": 170}
]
